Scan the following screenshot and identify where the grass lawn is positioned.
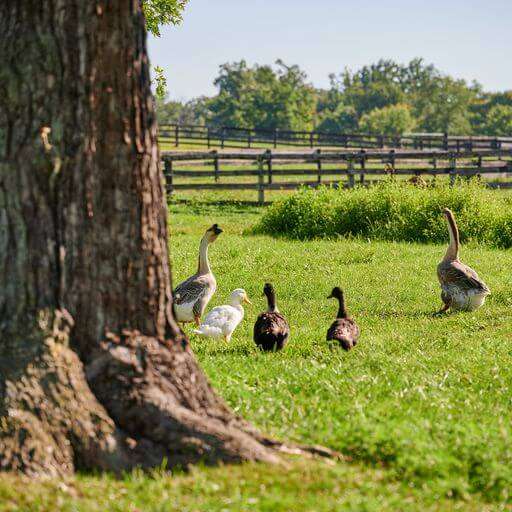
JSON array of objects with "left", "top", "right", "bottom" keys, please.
[{"left": 2, "top": 199, "right": 512, "bottom": 511}]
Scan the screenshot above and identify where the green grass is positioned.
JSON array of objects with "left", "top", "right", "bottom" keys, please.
[
  {"left": 3, "top": 198, "right": 512, "bottom": 511},
  {"left": 0, "top": 462, "right": 503, "bottom": 511}
]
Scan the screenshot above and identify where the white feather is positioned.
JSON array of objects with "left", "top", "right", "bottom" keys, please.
[
  {"left": 174, "top": 300, "right": 196, "bottom": 323},
  {"left": 193, "top": 289, "right": 248, "bottom": 341}
]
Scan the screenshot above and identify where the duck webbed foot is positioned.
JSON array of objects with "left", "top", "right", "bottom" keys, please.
[{"left": 434, "top": 302, "right": 450, "bottom": 316}]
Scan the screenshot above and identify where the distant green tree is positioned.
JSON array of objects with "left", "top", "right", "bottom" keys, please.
[
  {"left": 326, "top": 58, "right": 479, "bottom": 135},
  {"left": 358, "top": 104, "right": 416, "bottom": 136},
  {"left": 470, "top": 91, "right": 512, "bottom": 133},
  {"left": 156, "top": 96, "right": 209, "bottom": 125},
  {"left": 414, "top": 77, "right": 477, "bottom": 134},
  {"left": 207, "top": 60, "right": 316, "bottom": 131},
  {"left": 483, "top": 105, "right": 512, "bottom": 136},
  {"left": 316, "top": 104, "right": 358, "bottom": 133},
  {"left": 338, "top": 60, "right": 407, "bottom": 116}
]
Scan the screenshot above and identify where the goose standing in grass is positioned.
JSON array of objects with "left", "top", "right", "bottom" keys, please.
[
  {"left": 193, "top": 289, "right": 251, "bottom": 342},
  {"left": 437, "top": 208, "right": 490, "bottom": 313},
  {"left": 173, "top": 224, "right": 223, "bottom": 326},
  {"left": 253, "top": 283, "right": 290, "bottom": 352},
  {"left": 326, "top": 287, "right": 360, "bottom": 351}
]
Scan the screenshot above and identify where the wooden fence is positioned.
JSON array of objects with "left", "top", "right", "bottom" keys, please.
[
  {"left": 162, "top": 148, "right": 512, "bottom": 204},
  {"left": 159, "top": 123, "right": 512, "bottom": 152}
]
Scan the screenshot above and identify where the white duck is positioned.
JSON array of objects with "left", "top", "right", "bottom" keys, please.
[{"left": 193, "top": 289, "right": 251, "bottom": 342}]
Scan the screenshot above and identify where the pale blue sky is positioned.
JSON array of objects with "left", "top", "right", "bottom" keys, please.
[{"left": 148, "top": 0, "right": 511, "bottom": 101}]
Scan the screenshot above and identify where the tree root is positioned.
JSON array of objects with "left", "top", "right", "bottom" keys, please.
[{"left": 1, "top": 313, "right": 339, "bottom": 477}]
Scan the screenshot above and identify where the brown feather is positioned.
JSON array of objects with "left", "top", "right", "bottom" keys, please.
[
  {"left": 327, "top": 318, "right": 360, "bottom": 351},
  {"left": 253, "top": 311, "right": 290, "bottom": 352},
  {"left": 326, "top": 286, "right": 360, "bottom": 351}
]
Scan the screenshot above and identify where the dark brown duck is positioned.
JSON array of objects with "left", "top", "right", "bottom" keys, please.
[
  {"left": 253, "top": 283, "right": 290, "bottom": 352},
  {"left": 326, "top": 287, "right": 360, "bottom": 351}
]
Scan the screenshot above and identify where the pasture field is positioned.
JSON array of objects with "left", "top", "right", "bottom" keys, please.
[{"left": 2, "top": 196, "right": 512, "bottom": 511}]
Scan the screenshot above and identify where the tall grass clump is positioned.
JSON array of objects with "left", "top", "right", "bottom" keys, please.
[{"left": 255, "top": 180, "right": 512, "bottom": 247}]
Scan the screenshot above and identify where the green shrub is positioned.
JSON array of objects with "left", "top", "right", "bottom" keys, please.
[{"left": 255, "top": 181, "right": 512, "bottom": 247}]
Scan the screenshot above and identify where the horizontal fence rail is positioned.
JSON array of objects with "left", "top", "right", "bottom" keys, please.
[
  {"left": 159, "top": 123, "right": 512, "bottom": 152},
  {"left": 162, "top": 148, "right": 512, "bottom": 204}
]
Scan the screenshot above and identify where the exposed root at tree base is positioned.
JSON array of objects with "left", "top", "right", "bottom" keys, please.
[{"left": 1, "top": 313, "right": 338, "bottom": 478}]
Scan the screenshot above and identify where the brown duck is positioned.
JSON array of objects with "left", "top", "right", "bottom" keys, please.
[
  {"left": 253, "top": 283, "right": 290, "bottom": 351},
  {"left": 437, "top": 208, "right": 490, "bottom": 313},
  {"left": 326, "top": 287, "right": 360, "bottom": 351}
]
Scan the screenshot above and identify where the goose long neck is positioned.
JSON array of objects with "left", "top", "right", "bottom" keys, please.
[
  {"left": 197, "top": 237, "right": 211, "bottom": 274},
  {"left": 265, "top": 289, "right": 278, "bottom": 312},
  {"left": 444, "top": 212, "right": 459, "bottom": 261},
  {"left": 336, "top": 293, "right": 347, "bottom": 319}
]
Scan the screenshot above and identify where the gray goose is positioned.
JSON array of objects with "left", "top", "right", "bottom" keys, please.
[
  {"left": 253, "top": 283, "right": 290, "bottom": 351},
  {"left": 326, "top": 287, "right": 360, "bottom": 351},
  {"left": 436, "top": 208, "right": 490, "bottom": 313},
  {"left": 173, "top": 224, "right": 223, "bottom": 325}
]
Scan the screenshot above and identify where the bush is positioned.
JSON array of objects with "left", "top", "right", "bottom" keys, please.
[{"left": 255, "top": 181, "right": 512, "bottom": 248}]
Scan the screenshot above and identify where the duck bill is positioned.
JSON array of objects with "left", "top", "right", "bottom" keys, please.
[{"left": 243, "top": 296, "right": 252, "bottom": 305}]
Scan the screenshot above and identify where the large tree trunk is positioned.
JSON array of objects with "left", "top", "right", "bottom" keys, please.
[{"left": 0, "top": 0, "right": 313, "bottom": 477}]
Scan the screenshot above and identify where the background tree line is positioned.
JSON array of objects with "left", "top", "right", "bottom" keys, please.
[{"left": 156, "top": 58, "right": 512, "bottom": 136}]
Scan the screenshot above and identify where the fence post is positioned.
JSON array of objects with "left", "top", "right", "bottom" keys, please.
[
  {"left": 213, "top": 150, "right": 219, "bottom": 182},
  {"left": 175, "top": 125, "right": 179, "bottom": 147},
  {"left": 207, "top": 127, "right": 211, "bottom": 149},
  {"left": 266, "top": 149, "right": 273, "bottom": 184},
  {"left": 360, "top": 150, "right": 366, "bottom": 185},
  {"left": 443, "top": 132, "right": 448, "bottom": 151},
  {"left": 449, "top": 155, "right": 457, "bottom": 187},
  {"left": 347, "top": 159, "right": 355, "bottom": 188},
  {"left": 258, "top": 157, "right": 265, "bottom": 205},
  {"left": 273, "top": 129, "right": 278, "bottom": 149},
  {"left": 310, "top": 132, "right": 314, "bottom": 149},
  {"left": 221, "top": 127, "right": 225, "bottom": 149},
  {"left": 164, "top": 158, "right": 173, "bottom": 197},
  {"left": 247, "top": 130, "right": 252, "bottom": 149},
  {"left": 316, "top": 148, "right": 322, "bottom": 185},
  {"left": 495, "top": 138, "right": 502, "bottom": 160},
  {"left": 378, "top": 135, "right": 384, "bottom": 149}
]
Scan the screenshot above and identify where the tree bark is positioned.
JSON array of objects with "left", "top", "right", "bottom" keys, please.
[{"left": 0, "top": 0, "right": 304, "bottom": 476}]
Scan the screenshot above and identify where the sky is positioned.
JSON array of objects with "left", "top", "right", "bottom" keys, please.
[{"left": 148, "top": 0, "right": 512, "bottom": 101}]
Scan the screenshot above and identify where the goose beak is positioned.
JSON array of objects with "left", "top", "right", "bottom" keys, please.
[{"left": 327, "top": 293, "right": 333, "bottom": 299}]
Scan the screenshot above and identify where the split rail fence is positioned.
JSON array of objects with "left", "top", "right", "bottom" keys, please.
[
  {"left": 159, "top": 123, "right": 512, "bottom": 152},
  {"left": 162, "top": 148, "right": 512, "bottom": 204}
]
